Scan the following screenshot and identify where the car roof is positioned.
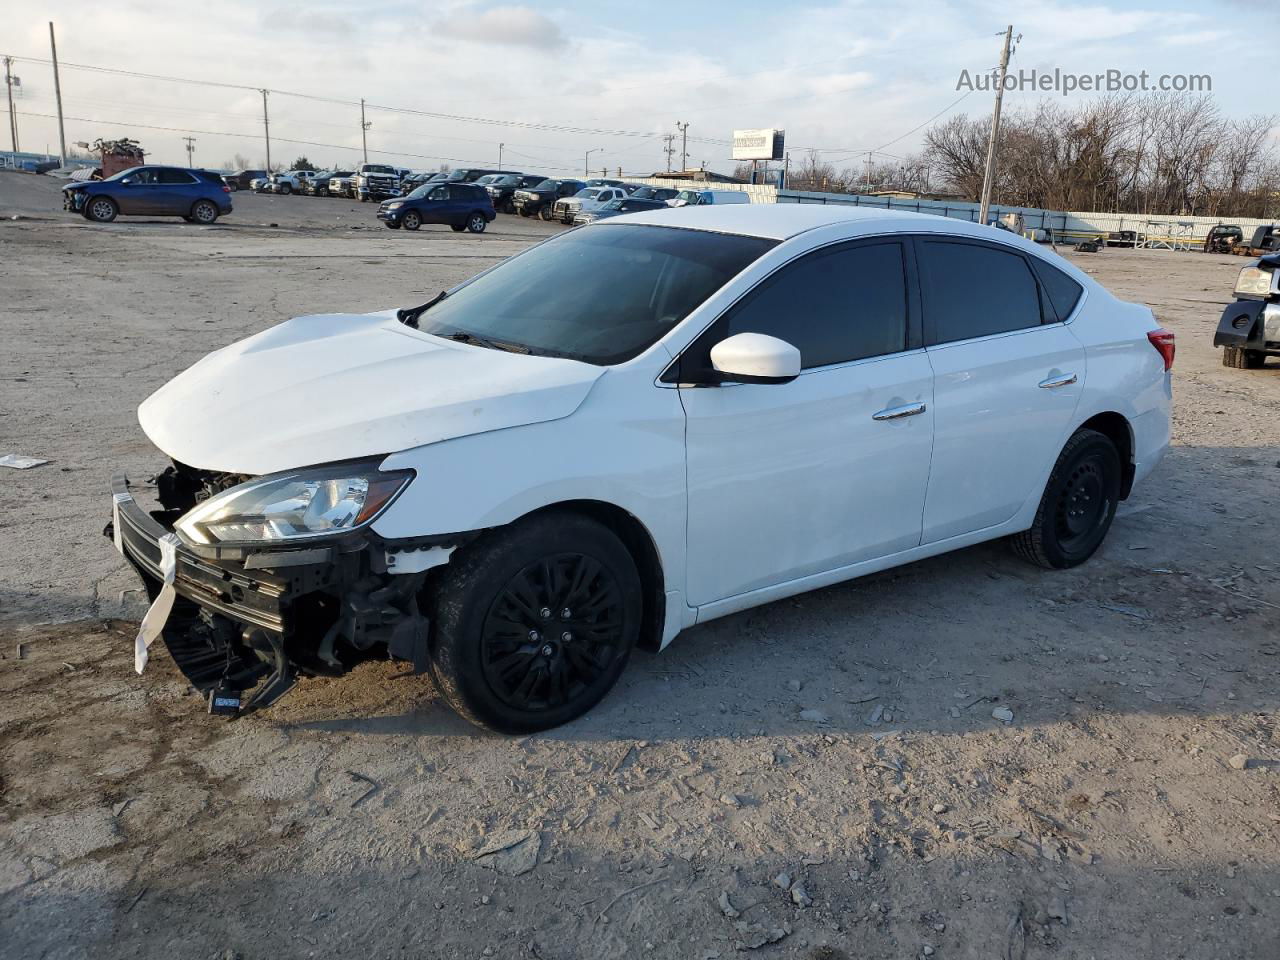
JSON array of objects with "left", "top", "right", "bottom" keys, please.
[{"left": 609, "top": 203, "right": 1008, "bottom": 242}]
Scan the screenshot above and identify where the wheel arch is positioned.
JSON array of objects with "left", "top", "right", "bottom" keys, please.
[
  {"left": 424, "top": 499, "right": 666, "bottom": 654},
  {"left": 1077, "top": 411, "right": 1135, "bottom": 499}
]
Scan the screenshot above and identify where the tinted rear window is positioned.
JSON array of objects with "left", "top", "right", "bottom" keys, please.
[
  {"left": 1032, "top": 258, "right": 1085, "bottom": 321},
  {"left": 922, "top": 241, "right": 1043, "bottom": 344}
]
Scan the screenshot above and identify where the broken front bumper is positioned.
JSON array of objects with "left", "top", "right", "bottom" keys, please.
[
  {"left": 107, "top": 474, "right": 446, "bottom": 714},
  {"left": 1214, "top": 298, "right": 1280, "bottom": 352}
]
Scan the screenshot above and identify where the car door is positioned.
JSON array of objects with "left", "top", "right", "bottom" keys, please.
[
  {"left": 423, "top": 184, "right": 450, "bottom": 224},
  {"left": 153, "top": 168, "right": 198, "bottom": 214},
  {"left": 678, "top": 238, "right": 935, "bottom": 606},
  {"left": 114, "top": 167, "right": 157, "bottom": 214},
  {"left": 915, "top": 236, "right": 1086, "bottom": 544}
]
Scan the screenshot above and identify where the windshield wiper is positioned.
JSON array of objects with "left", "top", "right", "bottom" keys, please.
[
  {"left": 444, "top": 331, "right": 533, "bottom": 355},
  {"left": 397, "top": 290, "right": 448, "bottom": 329}
]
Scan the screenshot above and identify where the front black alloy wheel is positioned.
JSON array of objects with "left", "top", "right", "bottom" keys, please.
[
  {"left": 1012, "top": 428, "right": 1121, "bottom": 569},
  {"left": 429, "top": 512, "right": 642, "bottom": 733}
]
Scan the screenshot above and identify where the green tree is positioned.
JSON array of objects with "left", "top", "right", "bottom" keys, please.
[{"left": 289, "top": 156, "right": 316, "bottom": 171}]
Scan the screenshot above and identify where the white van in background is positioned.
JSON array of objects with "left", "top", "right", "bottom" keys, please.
[{"left": 668, "top": 189, "right": 751, "bottom": 207}]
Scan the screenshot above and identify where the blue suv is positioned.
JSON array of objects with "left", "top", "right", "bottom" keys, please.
[
  {"left": 62, "top": 166, "right": 233, "bottom": 224},
  {"left": 378, "top": 182, "right": 495, "bottom": 233}
]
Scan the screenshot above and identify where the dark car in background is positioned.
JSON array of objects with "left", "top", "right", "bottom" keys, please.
[
  {"left": 512, "top": 178, "right": 585, "bottom": 221},
  {"left": 377, "top": 182, "right": 495, "bottom": 233},
  {"left": 628, "top": 185, "right": 679, "bottom": 203},
  {"left": 572, "top": 196, "right": 670, "bottom": 225},
  {"left": 63, "top": 166, "right": 233, "bottom": 223},
  {"left": 486, "top": 173, "right": 546, "bottom": 214},
  {"left": 444, "top": 168, "right": 521, "bottom": 183},
  {"left": 305, "top": 170, "right": 355, "bottom": 196},
  {"left": 222, "top": 169, "right": 268, "bottom": 192}
]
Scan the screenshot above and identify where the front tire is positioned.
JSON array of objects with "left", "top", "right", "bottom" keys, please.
[
  {"left": 401, "top": 210, "right": 421, "bottom": 231},
  {"left": 1223, "top": 346, "right": 1265, "bottom": 369},
  {"left": 538, "top": 204, "right": 554, "bottom": 222},
  {"left": 450, "top": 223, "right": 466, "bottom": 232},
  {"left": 429, "top": 512, "right": 642, "bottom": 733},
  {"left": 85, "top": 196, "right": 118, "bottom": 223},
  {"left": 1011, "top": 428, "right": 1121, "bottom": 570},
  {"left": 280, "top": 183, "right": 292, "bottom": 195}
]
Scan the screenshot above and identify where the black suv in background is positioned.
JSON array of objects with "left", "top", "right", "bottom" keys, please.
[
  {"left": 444, "top": 168, "right": 520, "bottom": 183},
  {"left": 378, "top": 181, "right": 496, "bottom": 233},
  {"left": 222, "top": 169, "right": 268, "bottom": 192},
  {"left": 305, "top": 170, "right": 354, "bottom": 196},
  {"left": 486, "top": 173, "right": 547, "bottom": 214},
  {"left": 629, "top": 185, "right": 679, "bottom": 203},
  {"left": 512, "top": 178, "right": 586, "bottom": 220}
]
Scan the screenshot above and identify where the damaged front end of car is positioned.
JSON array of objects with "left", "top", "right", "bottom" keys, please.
[{"left": 105, "top": 459, "right": 462, "bottom": 716}]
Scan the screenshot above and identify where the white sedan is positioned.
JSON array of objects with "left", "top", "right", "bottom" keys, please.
[{"left": 110, "top": 205, "right": 1173, "bottom": 731}]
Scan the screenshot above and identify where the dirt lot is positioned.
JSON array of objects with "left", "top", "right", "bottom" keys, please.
[{"left": 2, "top": 170, "right": 1278, "bottom": 960}]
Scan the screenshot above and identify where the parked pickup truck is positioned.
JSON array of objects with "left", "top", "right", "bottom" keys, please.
[
  {"left": 511, "top": 178, "right": 585, "bottom": 221},
  {"left": 355, "top": 163, "right": 402, "bottom": 202},
  {"left": 269, "top": 170, "right": 315, "bottom": 195},
  {"left": 553, "top": 185, "right": 628, "bottom": 224},
  {"left": 1214, "top": 252, "right": 1280, "bottom": 370}
]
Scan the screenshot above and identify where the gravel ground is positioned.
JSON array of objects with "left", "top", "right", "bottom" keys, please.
[{"left": 1, "top": 170, "right": 1278, "bottom": 960}]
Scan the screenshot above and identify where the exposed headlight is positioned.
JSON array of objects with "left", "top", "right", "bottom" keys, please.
[
  {"left": 1235, "top": 265, "right": 1275, "bottom": 298},
  {"left": 175, "top": 463, "right": 413, "bottom": 546},
  {"left": 387, "top": 201, "right": 405, "bottom": 209}
]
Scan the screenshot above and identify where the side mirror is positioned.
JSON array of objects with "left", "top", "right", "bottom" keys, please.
[
  {"left": 709, "top": 333, "right": 801, "bottom": 385},
  {"left": 119, "top": 177, "right": 134, "bottom": 185}
]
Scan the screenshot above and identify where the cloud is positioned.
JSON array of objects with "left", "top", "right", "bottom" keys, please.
[{"left": 437, "top": 5, "right": 567, "bottom": 50}]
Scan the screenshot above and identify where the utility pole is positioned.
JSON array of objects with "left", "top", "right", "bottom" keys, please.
[
  {"left": 498, "top": 142, "right": 503, "bottom": 170},
  {"left": 864, "top": 152, "right": 873, "bottom": 191},
  {"left": 584, "top": 147, "right": 601, "bottom": 177},
  {"left": 4, "top": 57, "right": 19, "bottom": 154},
  {"left": 978, "top": 25, "right": 1017, "bottom": 225},
  {"left": 260, "top": 89, "right": 271, "bottom": 170},
  {"left": 360, "top": 98, "right": 371, "bottom": 163},
  {"left": 676, "top": 121, "right": 689, "bottom": 172},
  {"left": 662, "top": 133, "right": 675, "bottom": 173},
  {"left": 48, "top": 23, "right": 67, "bottom": 165},
  {"left": 183, "top": 136, "right": 196, "bottom": 167}
]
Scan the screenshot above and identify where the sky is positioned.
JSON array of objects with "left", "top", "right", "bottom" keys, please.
[{"left": 2, "top": 0, "right": 1275, "bottom": 176}]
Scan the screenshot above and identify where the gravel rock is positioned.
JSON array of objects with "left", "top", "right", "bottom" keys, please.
[
  {"left": 790, "top": 883, "right": 812, "bottom": 907},
  {"left": 991, "top": 706, "right": 1014, "bottom": 723},
  {"left": 798, "top": 709, "right": 829, "bottom": 724},
  {"left": 785, "top": 679, "right": 803, "bottom": 693},
  {"left": 1229, "top": 754, "right": 1250, "bottom": 770},
  {"left": 773, "top": 871, "right": 793, "bottom": 890}
]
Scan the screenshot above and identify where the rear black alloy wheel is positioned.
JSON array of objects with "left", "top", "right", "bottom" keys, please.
[
  {"left": 538, "top": 204, "right": 554, "bottom": 222},
  {"left": 467, "top": 213, "right": 487, "bottom": 233},
  {"left": 401, "top": 210, "right": 421, "bottom": 231},
  {"left": 430, "top": 513, "right": 641, "bottom": 732},
  {"left": 1012, "top": 428, "right": 1121, "bottom": 569}
]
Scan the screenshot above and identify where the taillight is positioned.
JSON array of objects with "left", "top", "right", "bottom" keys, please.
[
  {"left": 222, "top": 185, "right": 231, "bottom": 193},
  {"left": 1147, "top": 328, "right": 1175, "bottom": 371}
]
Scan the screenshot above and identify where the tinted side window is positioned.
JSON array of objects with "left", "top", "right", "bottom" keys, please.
[
  {"left": 725, "top": 242, "right": 909, "bottom": 369},
  {"left": 1031, "top": 258, "right": 1084, "bottom": 322},
  {"left": 157, "top": 169, "right": 197, "bottom": 184},
  {"left": 922, "top": 241, "right": 1042, "bottom": 344}
]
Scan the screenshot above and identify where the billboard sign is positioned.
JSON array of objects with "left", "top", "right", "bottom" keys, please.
[
  {"left": 732, "top": 128, "right": 785, "bottom": 161},
  {"left": 737, "top": 129, "right": 783, "bottom": 163}
]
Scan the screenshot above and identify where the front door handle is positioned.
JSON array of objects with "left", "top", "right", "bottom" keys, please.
[
  {"left": 872, "top": 401, "right": 927, "bottom": 421},
  {"left": 1039, "top": 373, "right": 1078, "bottom": 389}
]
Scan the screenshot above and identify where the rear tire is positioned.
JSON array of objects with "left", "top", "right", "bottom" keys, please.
[
  {"left": 280, "top": 183, "right": 292, "bottom": 195},
  {"left": 85, "top": 196, "right": 118, "bottom": 223},
  {"left": 190, "top": 200, "right": 219, "bottom": 224},
  {"left": 428, "top": 512, "right": 642, "bottom": 733},
  {"left": 1011, "top": 428, "right": 1121, "bottom": 570},
  {"left": 1223, "top": 346, "right": 1265, "bottom": 369},
  {"left": 467, "top": 212, "right": 487, "bottom": 233}
]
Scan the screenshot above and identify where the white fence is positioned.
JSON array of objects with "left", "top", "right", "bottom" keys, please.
[{"left": 634, "top": 176, "right": 1272, "bottom": 247}]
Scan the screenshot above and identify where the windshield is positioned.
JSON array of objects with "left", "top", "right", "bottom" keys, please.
[
  {"left": 416, "top": 224, "right": 775, "bottom": 365},
  {"left": 407, "top": 184, "right": 433, "bottom": 199},
  {"left": 600, "top": 199, "right": 626, "bottom": 211},
  {"left": 475, "top": 175, "right": 499, "bottom": 185},
  {"left": 103, "top": 166, "right": 145, "bottom": 182},
  {"left": 363, "top": 164, "right": 395, "bottom": 175},
  {"left": 531, "top": 179, "right": 557, "bottom": 191}
]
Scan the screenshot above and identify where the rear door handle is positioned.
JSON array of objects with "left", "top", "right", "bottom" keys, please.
[
  {"left": 872, "top": 401, "right": 927, "bottom": 421},
  {"left": 1038, "top": 373, "right": 1078, "bottom": 389}
]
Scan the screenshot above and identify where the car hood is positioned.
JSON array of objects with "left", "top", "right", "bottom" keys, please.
[{"left": 138, "top": 311, "right": 605, "bottom": 475}]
